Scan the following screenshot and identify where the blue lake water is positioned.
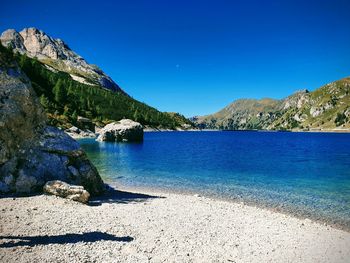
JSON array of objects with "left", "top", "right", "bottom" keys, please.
[{"left": 79, "top": 131, "right": 350, "bottom": 229}]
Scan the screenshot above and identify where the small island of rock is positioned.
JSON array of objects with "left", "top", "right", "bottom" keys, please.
[{"left": 97, "top": 119, "right": 144, "bottom": 142}]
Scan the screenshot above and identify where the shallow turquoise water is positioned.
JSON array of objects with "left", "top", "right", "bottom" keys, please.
[{"left": 79, "top": 131, "right": 350, "bottom": 229}]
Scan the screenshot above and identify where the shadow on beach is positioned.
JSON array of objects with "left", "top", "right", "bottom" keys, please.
[
  {"left": 88, "top": 186, "right": 165, "bottom": 206},
  {"left": 0, "top": 231, "right": 133, "bottom": 248}
]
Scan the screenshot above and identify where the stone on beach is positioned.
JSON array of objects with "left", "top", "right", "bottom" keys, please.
[
  {"left": 97, "top": 119, "right": 143, "bottom": 142},
  {"left": 43, "top": 180, "right": 90, "bottom": 204},
  {"left": 65, "top": 126, "right": 96, "bottom": 139},
  {"left": 67, "top": 126, "right": 80, "bottom": 134}
]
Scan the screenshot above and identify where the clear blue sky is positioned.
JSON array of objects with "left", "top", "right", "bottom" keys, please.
[{"left": 1, "top": 0, "right": 350, "bottom": 117}]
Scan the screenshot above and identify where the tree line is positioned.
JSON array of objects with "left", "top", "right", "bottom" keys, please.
[{"left": 0, "top": 44, "right": 192, "bottom": 129}]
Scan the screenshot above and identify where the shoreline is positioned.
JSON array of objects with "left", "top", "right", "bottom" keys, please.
[
  {"left": 107, "top": 182, "right": 350, "bottom": 233},
  {"left": 67, "top": 128, "right": 350, "bottom": 139},
  {"left": 146, "top": 129, "right": 350, "bottom": 133},
  {"left": 1, "top": 185, "right": 349, "bottom": 262}
]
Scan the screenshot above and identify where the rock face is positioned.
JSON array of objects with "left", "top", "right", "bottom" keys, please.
[
  {"left": 97, "top": 119, "right": 143, "bottom": 142},
  {"left": 43, "top": 180, "right": 90, "bottom": 204},
  {"left": 0, "top": 27, "right": 124, "bottom": 93},
  {"left": 0, "top": 55, "right": 105, "bottom": 195}
]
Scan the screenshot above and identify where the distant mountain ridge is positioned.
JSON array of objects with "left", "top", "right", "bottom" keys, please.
[
  {"left": 193, "top": 78, "right": 350, "bottom": 131},
  {"left": 0, "top": 27, "right": 123, "bottom": 93}
]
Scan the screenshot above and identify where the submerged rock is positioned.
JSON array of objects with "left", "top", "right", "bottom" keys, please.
[
  {"left": 0, "top": 56, "right": 104, "bottom": 195},
  {"left": 43, "top": 180, "right": 90, "bottom": 204},
  {"left": 97, "top": 119, "right": 143, "bottom": 142}
]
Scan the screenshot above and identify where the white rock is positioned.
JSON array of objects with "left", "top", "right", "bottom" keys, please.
[
  {"left": 43, "top": 180, "right": 90, "bottom": 204},
  {"left": 97, "top": 119, "right": 143, "bottom": 142}
]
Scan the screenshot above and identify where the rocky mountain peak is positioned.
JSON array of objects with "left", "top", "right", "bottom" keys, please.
[{"left": 0, "top": 27, "right": 124, "bottom": 93}]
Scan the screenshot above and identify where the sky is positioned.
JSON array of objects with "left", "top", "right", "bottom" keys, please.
[{"left": 1, "top": 0, "right": 350, "bottom": 117}]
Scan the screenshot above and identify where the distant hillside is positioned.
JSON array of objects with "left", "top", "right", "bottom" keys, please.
[
  {"left": 0, "top": 43, "right": 193, "bottom": 130},
  {"left": 194, "top": 78, "right": 350, "bottom": 131}
]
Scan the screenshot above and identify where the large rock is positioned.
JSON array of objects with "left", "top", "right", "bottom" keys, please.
[
  {"left": 43, "top": 180, "right": 90, "bottom": 204},
  {"left": 97, "top": 119, "right": 143, "bottom": 142},
  {"left": 0, "top": 54, "right": 104, "bottom": 195}
]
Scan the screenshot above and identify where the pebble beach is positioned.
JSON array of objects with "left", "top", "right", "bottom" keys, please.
[{"left": 1, "top": 187, "right": 349, "bottom": 263}]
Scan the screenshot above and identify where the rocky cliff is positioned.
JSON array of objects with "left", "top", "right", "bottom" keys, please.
[
  {"left": 194, "top": 78, "right": 350, "bottom": 131},
  {"left": 0, "top": 49, "right": 105, "bottom": 195},
  {"left": 0, "top": 27, "right": 124, "bottom": 92}
]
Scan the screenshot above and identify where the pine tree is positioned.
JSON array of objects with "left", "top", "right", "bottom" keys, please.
[
  {"left": 39, "top": 94, "right": 50, "bottom": 109},
  {"left": 72, "top": 110, "right": 78, "bottom": 122},
  {"left": 133, "top": 109, "right": 139, "bottom": 122},
  {"left": 63, "top": 105, "right": 71, "bottom": 116},
  {"left": 53, "top": 79, "right": 66, "bottom": 104}
]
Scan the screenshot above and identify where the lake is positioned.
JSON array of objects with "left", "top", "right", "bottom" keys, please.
[{"left": 79, "top": 131, "right": 350, "bottom": 229}]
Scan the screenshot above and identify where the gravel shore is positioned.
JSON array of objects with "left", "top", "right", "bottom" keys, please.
[{"left": 1, "top": 187, "right": 349, "bottom": 263}]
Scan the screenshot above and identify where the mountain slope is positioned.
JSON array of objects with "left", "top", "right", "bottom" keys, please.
[
  {"left": 1, "top": 27, "right": 123, "bottom": 92},
  {"left": 194, "top": 79, "right": 350, "bottom": 131},
  {"left": 0, "top": 35, "right": 193, "bottom": 130},
  {"left": 193, "top": 98, "right": 282, "bottom": 130}
]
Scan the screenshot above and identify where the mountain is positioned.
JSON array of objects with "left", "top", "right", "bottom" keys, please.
[
  {"left": 0, "top": 28, "right": 194, "bottom": 130},
  {"left": 193, "top": 78, "right": 350, "bottom": 131},
  {"left": 0, "top": 28, "right": 123, "bottom": 92}
]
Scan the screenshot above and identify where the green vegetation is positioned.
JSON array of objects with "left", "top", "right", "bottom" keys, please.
[
  {"left": 195, "top": 79, "right": 350, "bottom": 131},
  {"left": 0, "top": 44, "right": 193, "bottom": 129},
  {"left": 335, "top": 112, "right": 347, "bottom": 126}
]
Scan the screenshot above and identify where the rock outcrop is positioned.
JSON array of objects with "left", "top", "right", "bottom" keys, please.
[
  {"left": 43, "top": 180, "right": 90, "bottom": 204},
  {"left": 0, "top": 53, "right": 104, "bottom": 195},
  {"left": 97, "top": 119, "right": 143, "bottom": 142},
  {"left": 0, "top": 27, "right": 124, "bottom": 93}
]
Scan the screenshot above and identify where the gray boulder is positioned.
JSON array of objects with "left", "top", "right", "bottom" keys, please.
[
  {"left": 97, "top": 119, "right": 143, "bottom": 142},
  {"left": 0, "top": 57, "right": 104, "bottom": 195},
  {"left": 43, "top": 180, "right": 90, "bottom": 204}
]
